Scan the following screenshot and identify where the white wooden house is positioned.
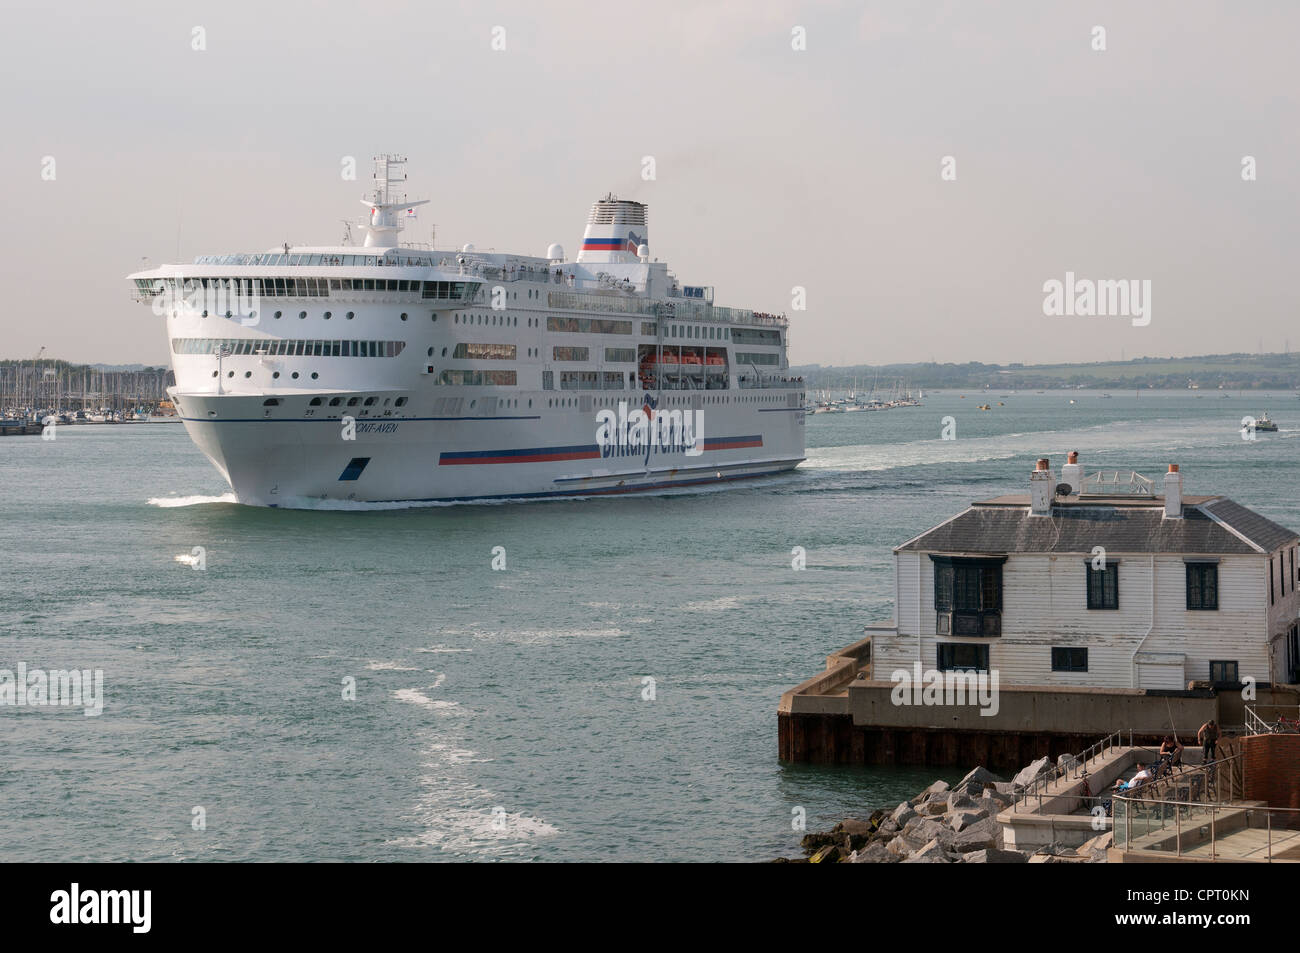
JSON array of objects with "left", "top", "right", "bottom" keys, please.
[{"left": 869, "top": 454, "right": 1300, "bottom": 690}]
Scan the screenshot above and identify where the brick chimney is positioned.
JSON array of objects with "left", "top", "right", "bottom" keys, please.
[
  {"left": 1164, "top": 464, "right": 1182, "bottom": 519},
  {"left": 1029, "top": 457, "right": 1055, "bottom": 515},
  {"left": 1060, "top": 450, "right": 1083, "bottom": 495}
]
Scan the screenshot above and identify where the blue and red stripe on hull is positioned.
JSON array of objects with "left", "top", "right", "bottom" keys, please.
[
  {"left": 439, "top": 444, "right": 601, "bottom": 465},
  {"left": 438, "top": 435, "right": 764, "bottom": 465}
]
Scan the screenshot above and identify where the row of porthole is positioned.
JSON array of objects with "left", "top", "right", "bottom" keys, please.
[
  {"left": 455, "top": 313, "right": 520, "bottom": 327},
  {"left": 213, "top": 370, "right": 320, "bottom": 380},
  {"left": 304, "top": 396, "right": 410, "bottom": 408},
  {"left": 290, "top": 396, "right": 528, "bottom": 411},
  {"left": 195, "top": 310, "right": 415, "bottom": 321}
]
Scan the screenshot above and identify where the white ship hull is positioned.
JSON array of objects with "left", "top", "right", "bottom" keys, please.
[{"left": 174, "top": 389, "right": 804, "bottom": 506}]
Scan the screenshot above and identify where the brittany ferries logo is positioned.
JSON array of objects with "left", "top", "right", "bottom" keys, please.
[{"left": 595, "top": 395, "right": 703, "bottom": 462}]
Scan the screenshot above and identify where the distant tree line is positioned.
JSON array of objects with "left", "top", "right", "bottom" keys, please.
[{"left": 793, "top": 352, "right": 1300, "bottom": 391}]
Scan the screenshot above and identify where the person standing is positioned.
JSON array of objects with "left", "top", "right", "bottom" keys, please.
[{"left": 1198, "top": 719, "right": 1220, "bottom": 762}]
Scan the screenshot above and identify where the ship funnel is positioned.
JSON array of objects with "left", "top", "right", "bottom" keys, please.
[{"left": 576, "top": 194, "right": 648, "bottom": 264}]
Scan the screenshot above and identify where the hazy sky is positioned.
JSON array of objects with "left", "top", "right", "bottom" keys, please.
[{"left": 3, "top": 0, "right": 1296, "bottom": 367}]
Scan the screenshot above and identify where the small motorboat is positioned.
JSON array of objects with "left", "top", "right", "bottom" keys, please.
[{"left": 1251, "top": 412, "right": 1279, "bottom": 432}]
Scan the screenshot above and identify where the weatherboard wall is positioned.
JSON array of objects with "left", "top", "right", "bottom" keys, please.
[{"left": 879, "top": 548, "right": 1278, "bottom": 689}]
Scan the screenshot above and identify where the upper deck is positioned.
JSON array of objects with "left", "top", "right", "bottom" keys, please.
[{"left": 131, "top": 244, "right": 786, "bottom": 330}]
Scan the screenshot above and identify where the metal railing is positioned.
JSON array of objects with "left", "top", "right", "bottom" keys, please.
[
  {"left": 1245, "top": 705, "right": 1273, "bottom": 735},
  {"left": 1114, "top": 754, "right": 1298, "bottom": 861},
  {"left": 1245, "top": 703, "right": 1300, "bottom": 734},
  {"left": 1014, "top": 729, "right": 1130, "bottom": 812}
]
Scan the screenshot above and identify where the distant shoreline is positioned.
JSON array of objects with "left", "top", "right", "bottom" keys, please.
[{"left": 794, "top": 351, "right": 1300, "bottom": 392}]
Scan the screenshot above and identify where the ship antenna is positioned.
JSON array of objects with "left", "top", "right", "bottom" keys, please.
[{"left": 358, "top": 154, "right": 429, "bottom": 248}]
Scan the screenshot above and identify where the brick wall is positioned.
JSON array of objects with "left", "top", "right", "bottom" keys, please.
[{"left": 1242, "top": 733, "right": 1300, "bottom": 811}]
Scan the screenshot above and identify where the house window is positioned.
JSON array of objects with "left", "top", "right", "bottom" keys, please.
[
  {"left": 937, "top": 643, "right": 989, "bottom": 672},
  {"left": 1086, "top": 562, "right": 1119, "bottom": 609},
  {"left": 933, "top": 556, "right": 1005, "bottom": 636},
  {"left": 1208, "top": 660, "right": 1239, "bottom": 685},
  {"left": 1270, "top": 557, "right": 1275, "bottom": 605},
  {"left": 1186, "top": 562, "right": 1219, "bottom": 610},
  {"left": 1051, "top": 647, "right": 1089, "bottom": 672}
]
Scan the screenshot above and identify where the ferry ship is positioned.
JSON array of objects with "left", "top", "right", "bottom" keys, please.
[{"left": 128, "top": 156, "right": 806, "bottom": 506}]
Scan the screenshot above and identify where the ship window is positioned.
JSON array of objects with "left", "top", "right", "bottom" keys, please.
[
  {"left": 324, "top": 311, "right": 332, "bottom": 320},
  {"left": 1051, "top": 647, "right": 1089, "bottom": 673},
  {"left": 263, "top": 398, "right": 281, "bottom": 406},
  {"left": 309, "top": 397, "right": 322, "bottom": 406},
  {"left": 347, "top": 397, "right": 359, "bottom": 406},
  {"left": 454, "top": 343, "right": 517, "bottom": 360},
  {"left": 401, "top": 313, "right": 408, "bottom": 321},
  {"left": 311, "top": 372, "right": 319, "bottom": 380},
  {"left": 329, "top": 397, "right": 342, "bottom": 406},
  {"left": 347, "top": 312, "right": 355, "bottom": 320},
  {"left": 275, "top": 311, "right": 282, "bottom": 319},
  {"left": 299, "top": 311, "right": 307, "bottom": 319},
  {"left": 291, "top": 372, "right": 299, "bottom": 379},
  {"left": 395, "top": 397, "right": 407, "bottom": 407},
  {"left": 364, "top": 397, "right": 377, "bottom": 406}
]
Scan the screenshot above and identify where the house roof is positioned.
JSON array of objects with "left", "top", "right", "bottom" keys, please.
[{"left": 895, "top": 496, "right": 1298, "bottom": 556}]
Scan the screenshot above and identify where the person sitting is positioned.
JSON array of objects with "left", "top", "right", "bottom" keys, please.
[
  {"left": 1127, "top": 764, "right": 1154, "bottom": 788},
  {"left": 1158, "top": 735, "right": 1184, "bottom": 772}
]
